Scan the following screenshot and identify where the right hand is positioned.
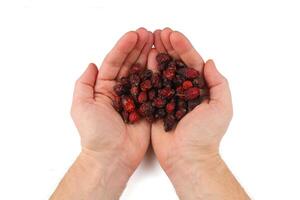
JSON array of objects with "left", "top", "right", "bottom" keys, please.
[{"left": 71, "top": 28, "right": 153, "bottom": 180}]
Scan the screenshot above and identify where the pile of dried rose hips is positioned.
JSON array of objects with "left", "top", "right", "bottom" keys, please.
[{"left": 112, "top": 53, "right": 209, "bottom": 131}]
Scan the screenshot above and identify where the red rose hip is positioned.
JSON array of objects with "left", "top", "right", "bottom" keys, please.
[{"left": 184, "top": 87, "right": 200, "bottom": 100}]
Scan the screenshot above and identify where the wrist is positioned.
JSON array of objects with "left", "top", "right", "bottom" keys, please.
[
  {"left": 165, "top": 151, "right": 223, "bottom": 199},
  {"left": 77, "top": 149, "right": 132, "bottom": 199}
]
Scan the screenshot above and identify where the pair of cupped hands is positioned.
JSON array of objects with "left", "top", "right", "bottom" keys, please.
[{"left": 71, "top": 27, "right": 233, "bottom": 194}]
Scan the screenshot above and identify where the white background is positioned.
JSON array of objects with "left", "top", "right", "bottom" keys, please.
[{"left": 0, "top": 0, "right": 300, "bottom": 199}]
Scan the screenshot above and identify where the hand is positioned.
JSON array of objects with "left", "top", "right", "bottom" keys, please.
[
  {"left": 149, "top": 28, "right": 232, "bottom": 171},
  {"left": 148, "top": 28, "right": 242, "bottom": 199},
  {"left": 71, "top": 27, "right": 153, "bottom": 187}
]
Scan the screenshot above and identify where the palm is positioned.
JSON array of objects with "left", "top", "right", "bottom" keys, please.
[{"left": 72, "top": 28, "right": 153, "bottom": 170}]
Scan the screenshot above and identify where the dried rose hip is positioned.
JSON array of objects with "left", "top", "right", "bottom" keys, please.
[
  {"left": 129, "top": 111, "right": 140, "bottom": 123},
  {"left": 140, "top": 80, "right": 152, "bottom": 91},
  {"left": 140, "top": 69, "right": 153, "bottom": 81},
  {"left": 121, "top": 96, "right": 135, "bottom": 112},
  {"left": 155, "top": 108, "right": 166, "bottom": 119},
  {"left": 175, "top": 60, "right": 187, "bottom": 68},
  {"left": 148, "top": 89, "right": 156, "bottom": 101},
  {"left": 158, "top": 87, "right": 175, "bottom": 99},
  {"left": 112, "top": 53, "right": 209, "bottom": 131},
  {"left": 153, "top": 97, "right": 166, "bottom": 108},
  {"left": 187, "top": 97, "right": 202, "bottom": 111},
  {"left": 182, "top": 80, "right": 193, "bottom": 90},
  {"left": 184, "top": 87, "right": 200, "bottom": 100},
  {"left": 138, "top": 91, "right": 148, "bottom": 103},
  {"left": 175, "top": 108, "right": 187, "bottom": 120},
  {"left": 130, "top": 86, "right": 139, "bottom": 97},
  {"left": 178, "top": 68, "right": 199, "bottom": 79},
  {"left": 138, "top": 102, "right": 154, "bottom": 117},
  {"left": 192, "top": 77, "right": 205, "bottom": 88},
  {"left": 151, "top": 72, "right": 162, "bottom": 88},
  {"left": 156, "top": 53, "right": 172, "bottom": 65},
  {"left": 129, "top": 73, "right": 140, "bottom": 86},
  {"left": 129, "top": 63, "right": 142, "bottom": 74},
  {"left": 163, "top": 68, "right": 176, "bottom": 80},
  {"left": 167, "top": 60, "right": 177, "bottom": 71},
  {"left": 164, "top": 114, "right": 176, "bottom": 131},
  {"left": 166, "top": 100, "right": 175, "bottom": 113},
  {"left": 113, "top": 83, "right": 126, "bottom": 96}
]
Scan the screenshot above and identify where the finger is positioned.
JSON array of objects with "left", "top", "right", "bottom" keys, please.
[
  {"left": 73, "top": 63, "right": 98, "bottom": 101},
  {"left": 98, "top": 31, "right": 138, "bottom": 80},
  {"left": 135, "top": 31, "right": 154, "bottom": 68},
  {"left": 118, "top": 27, "right": 149, "bottom": 79},
  {"left": 151, "top": 121, "right": 174, "bottom": 161},
  {"left": 170, "top": 31, "right": 204, "bottom": 72},
  {"left": 154, "top": 29, "right": 167, "bottom": 53},
  {"left": 147, "top": 48, "right": 159, "bottom": 72},
  {"left": 204, "top": 60, "right": 232, "bottom": 107},
  {"left": 160, "top": 27, "right": 179, "bottom": 59}
]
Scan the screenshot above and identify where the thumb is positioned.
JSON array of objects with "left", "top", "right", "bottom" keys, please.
[
  {"left": 73, "top": 63, "right": 98, "bottom": 101},
  {"left": 204, "top": 60, "right": 232, "bottom": 107}
]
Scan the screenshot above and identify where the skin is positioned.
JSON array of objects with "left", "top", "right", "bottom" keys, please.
[{"left": 51, "top": 28, "right": 250, "bottom": 200}]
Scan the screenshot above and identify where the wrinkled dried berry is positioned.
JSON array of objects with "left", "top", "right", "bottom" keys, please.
[
  {"left": 192, "top": 77, "right": 205, "bottom": 88},
  {"left": 156, "top": 53, "right": 172, "bottom": 65},
  {"left": 173, "top": 75, "right": 185, "bottom": 87},
  {"left": 153, "top": 97, "right": 166, "bottom": 108},
  {"left": 148, "top": 89, "right": 156, "bottom": 101},
  {"left": 163, "top": 68, "right": 176, "bottom": 80},
  {"left": 121, "top": 96, "right": 135, "bottom": 112},
  {"left": 182, "top": 80, "right": 193, "bottom": 90},
  {"left": 167, "top": 61, "right": 177, "bottom": 71},
  {"left": 159, "top": 87, "right": 175, "bottom": 99},
  {"left": 164, "top": 114, "right": 176, "bottom": 131},
  {"left": 176, "top": 86, "right": 185, "bottom": 99},
  {"left": 113, "top": 83, "right": 126, "bottom": 96},
  {"left": 166, "top": 100, "right": 175, "bottom": 113},
  {"left": 151, "top": 72, "right": 162, "bottom": 88},
  {"left": 184, "top": 87, "right": 200, "bottom": 100},
  {"left": 138, "top": 91, "right": 148, "bottom": 103},
  {"left": 130, "top": 86, "right": 139, "bottom": 98},
  {"left": 187, "top": 97, "right": 202, "bottom": 111},
  {"left": 129, "top": 63, "right": 142, "bottom": 74},
  {"left": 175, "top": 108, "right": 187, "bottom": 120},
  {"left": 140, "top": 80, "right": 152, "bottom": 91},
  {"left": 129, "top": 74, "right": 140, "bottom": 86},
  {"left": 177, "top": 100, "right": 187, "bottom": 109},
  {"left": 157, "top": 63, "right": 166, "bottom": 71},
  {"left": 139, "top": 102, "right": 154, "bottom": 117},
  {"left": 155, "top": 109, "right": 166, "bottom": 119},
  {"left": 120, "top": 77, "right": 130, "bottom": 88},
  {"left": 178, "top": 68, "right": 199, "bottom": 79},
  {"left": 175, "top": 60, "right": 187, "bottom": 68},
  {"left": 140, "top": 69, "right": 153, "bottom": 81},
  {"left": 162, "top": 77, "right": 172, "bottom": 88},
  {"left": 129, "top": 111, "right": 140, "bottom": 123}
]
